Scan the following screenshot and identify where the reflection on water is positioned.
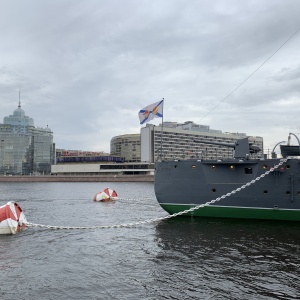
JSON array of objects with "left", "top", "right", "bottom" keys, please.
[
  {"left": 0, "top": 182, "right": 300, "bottom": 299},
  {"left": 153, "top": 217, "right": 300, "bottom": 299}
]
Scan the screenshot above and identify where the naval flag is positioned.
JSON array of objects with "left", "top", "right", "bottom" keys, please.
[{"left": 138, "top": 99, "right": 164, "bottom": 125}]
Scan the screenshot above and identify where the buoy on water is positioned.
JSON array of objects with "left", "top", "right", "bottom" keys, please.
[
  {"left": 0, "top": 202, "right": 27, "bottom": 235},
  {"left": 94, "top": 188, "right": 118, "bottom": 202}
]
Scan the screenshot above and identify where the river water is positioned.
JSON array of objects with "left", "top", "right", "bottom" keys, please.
[{"left": 0, "top": 182, "right": 299, "bottom": 300}]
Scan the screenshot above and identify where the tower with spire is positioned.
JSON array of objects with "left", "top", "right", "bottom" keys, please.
[
  {"left": 0, "top": 94, "right": 54, "bottom": 175},
  {"left": 3, "top": 94, "right": 34, "bottom": 133}
]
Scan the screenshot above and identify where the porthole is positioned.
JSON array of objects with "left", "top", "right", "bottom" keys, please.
[
  {"left": 230, "top": 165, "right": 235, "bottom": 170},
  {"left": 297, "top": 191, "right": 300, "bottom": 196},
  {"left": 286, "top": 165, "right": 290, "bottom": 169},
  {"left": 174, "top": 165, "right": 177, "bottom": 168},
  {"left": 262, "top": 165, "right": 268, "bottom": 169},
  {"left": 192, "top": 165, "right": 196, "bottom": 169},
  {"left": 245, "top": 168, "right": 252, "bottom": 174},
  {"left": 263, "top": 190, "right": 268, "bottom": 194},
  {"left": 286, "top": 191, "right": 291, "bottom": 195},
  {"left": 212, "top": 188, "right": 216, "bottom": 192},
  {"left": 211, "top": 165, "right": 216, "bottom": 170}
]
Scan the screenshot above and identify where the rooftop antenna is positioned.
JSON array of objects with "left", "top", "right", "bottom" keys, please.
[{"left": 18, "top": 90, "right": 21, "bottom": 108}]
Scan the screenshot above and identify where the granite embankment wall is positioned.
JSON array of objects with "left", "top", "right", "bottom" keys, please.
[{"left": 0, "top": 175, "right": 154, "bottom": 182}]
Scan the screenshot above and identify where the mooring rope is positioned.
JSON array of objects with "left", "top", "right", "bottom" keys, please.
[{"left": 24, "top": 158, "right": 289, "bottom": 230}]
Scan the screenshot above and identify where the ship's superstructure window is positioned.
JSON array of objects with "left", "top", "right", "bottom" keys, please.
[{"left": 245, "top": 167, "right": 252, "bottom": 174}]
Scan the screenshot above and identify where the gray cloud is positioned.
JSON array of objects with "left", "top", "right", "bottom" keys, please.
[{"left": 1, "top": 0, "right": 300, "bottom": 152}]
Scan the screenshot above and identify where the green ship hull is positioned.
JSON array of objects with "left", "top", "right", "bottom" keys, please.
[{"left": 160, "top": 204, "right": 300, "bottom": 221}]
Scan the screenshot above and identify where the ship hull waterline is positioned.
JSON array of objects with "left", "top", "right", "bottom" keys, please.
[{"left": 160, "top": 204, "right": 300, "bottom": 221}]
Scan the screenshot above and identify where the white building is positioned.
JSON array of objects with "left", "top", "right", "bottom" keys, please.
[
  {"left": 141, "top": 122, "right": 263, "bottom": 163},
  {"left": 110, "top": 134, "right": 140, "bottom": 162}
]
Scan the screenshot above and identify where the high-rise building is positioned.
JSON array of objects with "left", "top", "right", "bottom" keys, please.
[
  {"left": 0, "top": 101, "right": 55, "bottom": 175},
  {"left": 141, "top": 122, "right": 263, "bottom": 163}
]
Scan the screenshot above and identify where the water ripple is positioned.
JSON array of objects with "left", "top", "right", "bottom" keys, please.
[{"left": 0, "top": 183, "right": 300, "bottom": 299}]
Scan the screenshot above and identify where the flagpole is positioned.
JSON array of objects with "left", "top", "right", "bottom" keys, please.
[{"left": 160, "top": 98, "right": 164, "bottom": 160}]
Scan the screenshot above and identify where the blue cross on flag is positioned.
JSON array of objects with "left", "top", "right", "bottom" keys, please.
[{"left": 138, "top": 99, "right": 164, "bottom": 125}]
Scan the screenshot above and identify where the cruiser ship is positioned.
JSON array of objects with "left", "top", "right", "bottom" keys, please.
[{"left": 154, "top": 134, "right": 300, "bottom": 221}]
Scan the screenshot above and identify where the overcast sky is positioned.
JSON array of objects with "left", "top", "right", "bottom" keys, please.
[{"left": 1, "top": 0, "right": 300, "bottom": 153}]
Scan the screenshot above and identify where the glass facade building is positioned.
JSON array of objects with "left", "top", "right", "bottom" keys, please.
[{"left": 0, "top": 103, "right": 55, "bottom": 175}]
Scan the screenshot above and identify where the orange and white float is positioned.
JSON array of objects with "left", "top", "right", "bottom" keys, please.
[
  {"left": 94, "top": 188, "right": 118, "bottom": 202},
  {"left": 0, "top": 202, "right": 27, "bottom": 234}
]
